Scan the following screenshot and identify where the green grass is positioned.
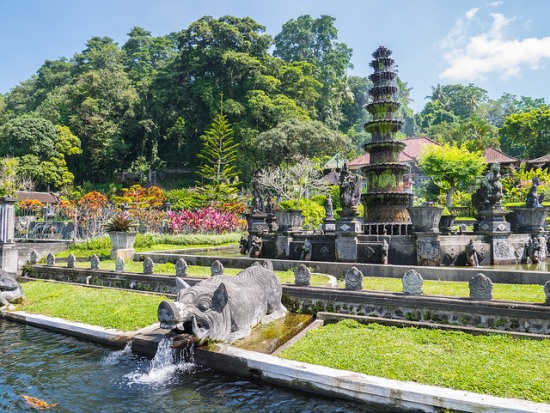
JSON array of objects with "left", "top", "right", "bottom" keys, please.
[
  {"left": 280, "top": 319, "right": 550, "bottom": 403},
  {"left": 358, "top": 277, "right": 545, "bottom": 303},
  {"left": 17, "top": 281, "right": 165, "bottom": 331}
]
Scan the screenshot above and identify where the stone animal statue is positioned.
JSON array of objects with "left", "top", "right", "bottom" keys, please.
[
  {"left": 158, "top": 265, "right": 287, "bottom": 343},
  {"left": 526, "top": 236, "right": 542, "bottom": 264},
  {"left": 465, "top": 239, "right": 479, "bottom": 267},
  {"left": 0, "top": 270, "right": 24, "bottom": 310},
  {"left": 248, "top": 236, "right": 263, "bottom": 258},
  {"left": 239, "top": 236, "right": 249, "bottom": 255}
]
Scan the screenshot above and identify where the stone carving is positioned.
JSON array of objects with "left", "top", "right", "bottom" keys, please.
[
  {"left": 319, "top": 245, "right": 330, "bottom": 258},
  {"left": 469, "top": 273, "right": 493, "bottom": 300},
  {"left": 526, "top": 176, "right": 544, "bottom": 208},
  {"left": 115, "top": 257, "right": 125, "bottom": 272},
  {"left": 143, "top": 257, "right": 154, "bottom": 274},
  {"left": 301, "top": 239, "right": 312, "bottom": 261},
  {"left": 248, "top": 236, "right": 263, "bottom": 258},
  {"left": 345, "top": 267, "right": 363, "bottom": 291},
  {"left": 176, "top": 258, "right": 188, "bottom": 277},
  {"left": 445, "top": 246, "right": 458, "bottom": 260},
  {"left": 494, "top": 241, "right": 513, "bottom": 259},
  {"left": 417, "top": 240, "right": 439, "bottom": 261},
  {"left": 46, "top": 253, "right": 55, "bottom": 266},
  {"left": 339, "top": 163, "right": 363, "bottom": 216},
  {"left": 211, "top": 260, "right": 224, "bottom": 277},
  {"left": 364, "top": 246, "right": 375, "bottom": 258},
  {"left": 526, "top": 236, "right": 542, "bottom": 264},
  {"left": 381, "top": 239, "right": 389, "bottom": 265},
  {"left": 264, "top": 195, "right": 274, "bottom": 214},
  {"left": 472, "top": 163, "right": 503, "bottom": 212},
  {"left": 239, "top": 236, "right": 249, "bottom": 255},
  {"left": 67, "top": 253, "right": 76, "bottom": 268},
  {"left": 402, "top": 269, "right": 423, "bottom": 295},
  {"left": 325, "top": 194, "right": 334, "bottom": 220},
  {"left": 29, "top": 250, "right": 38, "bottom": 264},
  {"left": 465, "top": 240, "right": 479, "bottom": 267},
  {"left": 158, "top": 265, "right": 287, "bottom": 342},
  {"left": 294, "top": 264, "right": 311, "bottom": 286},
  {"left": 0, "top": 270, "right": 24, "bottom": 310},
  {"left": 262, "top": 260, "right": 273, "bottom": 271},
  {"left": 544, "top": 281, "right": 550, "bottom": 304},
  {"left": 90, "top": 254, "right": 100, "bottom": 270},
  {"left": 252, "top": 178, "right": 264, "bottom": 213}
]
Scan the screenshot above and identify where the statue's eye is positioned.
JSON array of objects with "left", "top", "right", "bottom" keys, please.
[{"left": 198, "top": 301, "right": 210, "bottom": 312}]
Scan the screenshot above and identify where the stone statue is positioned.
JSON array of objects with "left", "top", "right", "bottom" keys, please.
[
  {"left": 294, "top": 264, "right": 311, "bottom": 286},
  {"left": 252, "top": 178, "right": 264, "bottom": 213},
  {"left": 239, "top": 236, "right": 249, "bottom": 255},
  {"left": 472, "top": 163, "right": 503, "bottom": 212},
  {"left": 465, "top": 239, "right": 479, "bottom": 267},
  {"left": 469, "top": 273, "right": 493, "bottom": 300},
  {"left": 90, "top": 254, "right": 100, "bottom": 270},
  {"left": 115, "top": 257, "right": 125, "bottom": 272},
  {"left": 248, "top": 236, "right": 263, "bottom": 258},
  {"left": 402, "top": 269, "right": 423, "bottom": 295},
  {"left": 158, "top": 264, "right": 287, "bottom": 342},
  {"left": 526, "top": 236, "right": 542, "bottom": 264},
  {"left": 300, "top": 239, "right": 312, "bottom": 261},
  {"left": 344, "top": 267, "right": 363, "bottom": 291},
  {"left": 381, "top": 239, "right": 389, "bottom": 265},
  {"left": 46, "top": 253, "right": 55, "bottom": 266},
  {"left": 526, "top": 176, "right": 544, "bottom": 208},
  {"left": 0, "top": 270, "right": 24, "bottom": 310},
  {"left": 339, "top": 163, "right": 363, "bottom": 216},
  {"left": 325, "top": 194, "right": 334, "bottom": 220},
  {"left": 264, "top": 195, "right": 273, "bottom": 214},
  {"left": 67, "top": 253, "right": 76, "bottom": 268}
]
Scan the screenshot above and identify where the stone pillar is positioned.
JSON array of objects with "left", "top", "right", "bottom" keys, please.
[{"left": 0, "top": 197, "right": 18, "bottom": 273}]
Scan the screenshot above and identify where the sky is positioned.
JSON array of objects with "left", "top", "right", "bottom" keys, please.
[{"left": 1, "top": 0, "right": 549, "bottom": 112}]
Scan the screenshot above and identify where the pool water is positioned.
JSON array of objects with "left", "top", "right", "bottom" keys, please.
[{"left": 0, "top": 319, "right": 377, "bottom": 413}]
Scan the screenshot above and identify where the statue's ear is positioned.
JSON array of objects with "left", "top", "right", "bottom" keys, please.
[
  {"left": 175, "top": 277, "right": 191, "bottom": 294},
  {"left": 212, "top": 283, "right": 228, "bottom": 312}
]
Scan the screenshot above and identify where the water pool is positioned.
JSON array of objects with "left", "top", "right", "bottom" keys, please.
[{"left": 0, "top": 319, "right": 377, "bottom": 413}]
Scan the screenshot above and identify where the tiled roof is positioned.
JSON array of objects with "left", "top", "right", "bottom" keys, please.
[
  {"left": 483, "top": 147, "right": 519, "bottom": 164},
  {"left": 527, "top": 154, "right": 550, "bottom": 163},
  {"left": 16, "top": 191, "right": 60, "bottom": 204}
]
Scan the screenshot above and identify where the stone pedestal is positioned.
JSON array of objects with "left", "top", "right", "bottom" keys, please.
[
  {"left": 266, "top": 213, "right": 278, "bottom": 232},
  {"left": 474, "top": 209, "right": 511, "bottom": 235},
  {"left": 275, "top": 235, "right": 292, "bottom": 259},
  {"left": 0, "top": 197, "right": 18, "bottom": 273},
  {"left": 335, "top": 234, "right": 358, "bottom": 262},
  {"left": 248, "top": 213, "right": 269, "bottom": 233},
  {"left": 322, "top": 218, "right": 336, "bottom": 233}
]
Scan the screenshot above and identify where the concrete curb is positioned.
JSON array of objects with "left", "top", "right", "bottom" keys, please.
[{"left": 2, "top": 310, "right": 550, "bottom": 413}]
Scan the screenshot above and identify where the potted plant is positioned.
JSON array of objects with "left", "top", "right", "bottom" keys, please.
[
  {"left": 276, "top": 200, "right": 305, "bottom": 232},
  {"left": 104, "top": 213, "right": 138, "bottom": 259},
  {"left": 438, "top": 206, "right": 457, "bottom": 234}
]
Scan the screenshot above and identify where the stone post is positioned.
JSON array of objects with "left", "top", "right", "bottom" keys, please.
[{"left": 0, "top": 197, "right": 18, "bottom": 273}]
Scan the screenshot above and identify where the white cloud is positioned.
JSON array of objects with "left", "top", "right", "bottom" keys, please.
[
  {"left": 465, "top": 8, "right": 479, "bottom": 19},
  {"left": 439, "top": 11, "right": 550, "bottom": 82},
  {"left": 488, "top": 1, "right": 503, "bottom": 7}
]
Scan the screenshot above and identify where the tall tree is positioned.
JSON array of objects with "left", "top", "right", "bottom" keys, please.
[{"left": 499, "top": 106, "right": 550, "bottom": 159}]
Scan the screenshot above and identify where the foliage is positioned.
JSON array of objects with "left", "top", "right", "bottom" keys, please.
[
  {"left": 501, "top": 166, "right": 550, "bottom": 204},
  {"left": 77, "top": 190, "right": 109, "bottom": 210},
  {"left": 256, "top": 157, "right": 326, "bottom": 200},
  {"left": 196, "top": 114, "right": 240, "bottom": 202},
  {"left": 280, "top": 321, "right": 550, "bottom": 403},
  {"left": 103, "top": 213, "right": 136, "bottom": 232},
  {"left": 499, "top": 105, "right": 550, "bottom": 159},
  {"left": 167, "top": 207, "right": 243, "bottom": 234},
  {"left": 163, "top": 188, "right": 201, "bottom": 210},
  {"left": 19, "top": 281, "right": 165, "bottom": 331},
  {"left": 17, "top": 199, "right": 45, "bottom": 215},
  {"left": 0, "top": 157, "right": 19, "bottom": 197},
  {"left": 419, "top": 144, "right": 486, "bottom": 207},
  {"left": 279, "top": 198, "right": 326, "bottom": 229},
  {"left": 112, "top": 184, "right": 165, "bottom": 208}
]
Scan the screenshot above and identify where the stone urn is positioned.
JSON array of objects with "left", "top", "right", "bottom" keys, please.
[
  {"left": 439, "top": 215, "right": 456, "bottom": 234},
  {"left": 108, "top": 231, "right": 137, "bottom": 260},
  {"left": 512, "top": 207, "right": 548, "bottom": 233},
  {"left": 407, "top": 206, "right": 443, "bottom": 233},
  {"left": 275, "top": 210, "right": 304, "bottom": 232}
]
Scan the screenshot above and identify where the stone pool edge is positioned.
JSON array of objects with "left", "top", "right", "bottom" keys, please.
[{"left": 2, "top": 310, "right": 549, "bottom": 413}]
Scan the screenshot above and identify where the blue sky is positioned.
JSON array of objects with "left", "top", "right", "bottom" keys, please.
[{"left": 1, "top": 0, "right": 549, "bottom": 112}]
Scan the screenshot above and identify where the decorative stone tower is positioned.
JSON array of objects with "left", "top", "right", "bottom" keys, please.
[{"left": 361, "top": 46, "right": 412, "bottom": 235}]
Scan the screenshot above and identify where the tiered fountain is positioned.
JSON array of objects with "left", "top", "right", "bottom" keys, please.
[{"left": 361, "top": 46, "right": 412, "bottom": 234}]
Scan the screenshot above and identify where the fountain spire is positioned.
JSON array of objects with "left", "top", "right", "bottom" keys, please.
[{"left": 361, "top": 46, "right": 412, "bottom": 235}]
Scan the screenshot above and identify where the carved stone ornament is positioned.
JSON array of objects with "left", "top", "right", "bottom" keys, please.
[
  {"left": 320, "top": 246, "right": 330, "bottom": 258},
  {"left": 445, "top": 246, "right": 458, "bottom": 260},
  {"left": 176, "top": 258, "right": 188, "bottom": 277},
  {"left": 0, "top": 270, "right": 24, "bottom": 310},
  {"left": 418, "top": 240, "right": 439, "bottom": 261},
  {"left": 294, "top": 264, "right": 311, "bottom": 286},
  {"left": 544, "top": 281, "right": 550, "bottom": 305},
  {"left": 494, "top": 241, "right": 512, "bottom": 259},
  {"left": 143, "top": 257, "right": 154, "bottom": 274},
  {"left": 90, "top": 254, "right": 100, "bottom": 270},
  {"left": 211, "top": 260, "right": 224, "bottom": 277},
  {"left": 46, "top": 252, "right": 55, "bottom": 266},
  {"left": 402, "top": 269, "right": 423, "bottom": 295},
  {"left": 67, "top": 253, "right": 76, "bottom": 268},
  {"left": 262, "top": 260, "right": 274, "bottom": 270},
  {"left": 115, "top": 257, "right": 125, "bottom": 272},
  {"left": 29, "top": 250, "right": 38, "bottom": 264},
  {"left": 365, "top": 246, "right": 375, "bottom": 258},
  {"left": 345, "top": 266, "right": 363, "bottom": 291},
  {"left": 469, "top": 273, "right": 493, "bottom": 300}
]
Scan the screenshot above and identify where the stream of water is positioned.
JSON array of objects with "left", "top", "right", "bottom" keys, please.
[{"left": 1, "top": 319, "right": 378, "bottom": 413}]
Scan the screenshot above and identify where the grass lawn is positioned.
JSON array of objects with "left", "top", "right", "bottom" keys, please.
[
  {"left": 17, "top": 281, "right": 165, "bottom": 331},
  {"left": 280, "top": 319, "right": 550, "bottom": 403}
]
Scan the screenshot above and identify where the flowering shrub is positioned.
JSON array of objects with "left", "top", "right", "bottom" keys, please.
[
  {"left": 113, "top": 185, "right": 165, "bottom": 209},
  {"left": 78, "top": 191, "right": 109, "bottom": 210},
  {"left": 18, "top": 199, "right": 44, "bottom": 213},
  {"left": 167, "top": 207, "right": 243, "bottom": 234},
  {"left": 502, "top": 167, "right": 550, "bottom": 204}
]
